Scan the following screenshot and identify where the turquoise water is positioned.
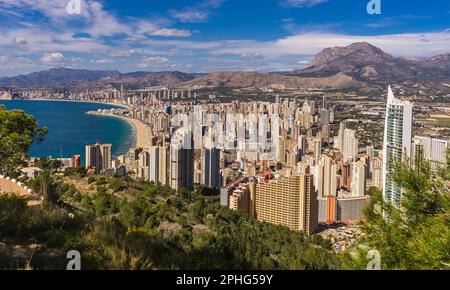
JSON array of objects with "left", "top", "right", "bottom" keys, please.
[{"left": 0, "top": 100, "right": 133, "bottom": 165}]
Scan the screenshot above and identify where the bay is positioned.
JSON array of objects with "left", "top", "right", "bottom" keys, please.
[{"left": 0, "top": 100, "right": 134, "bottom": 165}]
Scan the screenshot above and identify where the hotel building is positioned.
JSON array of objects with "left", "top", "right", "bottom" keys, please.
[
  {"left": 382, "top": 86, "right": 413, "bottom": 206},
  {"left": 254, "top": 172, "right": 318, "bottom": 235}
]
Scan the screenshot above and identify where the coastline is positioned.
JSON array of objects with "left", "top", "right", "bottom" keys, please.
[
  {"left": 88, "top": 111, "right": 150, "bottom": 149},
  {"left": 19, "top": 98, "right": 130, "bottom": 110},
  {"left": 3, "top": 99, "right": 146, "bottom": 157}
]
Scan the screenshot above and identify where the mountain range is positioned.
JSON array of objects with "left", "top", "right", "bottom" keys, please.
[
  {"left": 0, "top": 68, "right": 197, "bottom": 90},
  {"left": 290, "top": 42, "right": 450, "bottom": 85},
  {"left": 1, "top": 42, "right": 449, "bottom": 92}
]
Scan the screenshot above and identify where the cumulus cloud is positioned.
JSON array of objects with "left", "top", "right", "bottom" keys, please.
[
  {"left": 41, "top": 52, "right": 64, "bottom": 63},
  {"left": 214, "top": 31, "right": 450, "bottom": 58},
  {"left": 150, "top": 28, "right": 193, "bottom": 37}
]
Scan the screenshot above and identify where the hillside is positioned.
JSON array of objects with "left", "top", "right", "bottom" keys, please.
[{"left": 181, "top": 71, "right": 362, "bottom": 90}]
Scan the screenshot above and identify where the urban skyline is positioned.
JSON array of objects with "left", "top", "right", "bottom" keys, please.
[{"left": 0, "top": 0, "right": 448, "bottom": 274}]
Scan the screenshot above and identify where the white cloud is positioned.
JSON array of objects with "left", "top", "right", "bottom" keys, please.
[
  {"left": 137, "top": 56, "right": 170, "bottom": 69},
  {"left": 241, "top": 52, "right": 264, "bottom": 59},
  {"left": 41, "top": 52, "right": 64, "bottom": 63},
  {"left": 91, "top": 59, "right": 113, "bottom": 64},
  {"left": 150, "top": 28, "right": 193, "bottom": 37},
  {"left": 141, "top": 57, "right": 169, "bottom": 63},
  {"left": 169, "top": 0, "right": 225, "bottom": 23},
  {"left": 214, "top": 31, "right": 450, "bottom": 58},
  {"left": 110, "top": 49, "right": 137, "bottom": 57},
  {"left": 13, "top": 36, "right": 28, "bottom": 45},
  {"left": 85, "top": 1, "right": 129, "bottom": 37},
  {"left": 0, "top": 0, "right": 71, "bottom": 21},
  {"left": 169, "top": 10, "right": 209, "bottom": 23}
]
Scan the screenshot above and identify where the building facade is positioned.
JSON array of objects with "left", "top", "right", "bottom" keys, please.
[{"left": 382, "top": 86, "right": 413, "bottom": 206}]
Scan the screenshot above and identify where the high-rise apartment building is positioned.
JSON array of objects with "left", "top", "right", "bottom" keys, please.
[
  {"left": 148, "top": 146, "right": 159, "bottom": 183},
  {"left": 313, "top": 138, "right": 322, "bottom": 162},
  {"left": 201, "top": 148, "right": 221, "bottom": 188},
  {"left": 382, "top": 86, "right": 413, "bottom": 206},
  {"left": 158, "top": 145, "right": 170, "bottom": 186},
  {"left": 170, "top": 142, "right": 194, "bottom": 191},
  {"left": 85, "top": 142, "right": 112, "bottom": 173},
  {"left": 371, "top": 157, "right": 383, "bottom": 190},
  {"left": 335, "top": 121, "right": 346, "bottom": 150},
  {"left": 342, "top": 129, "right": 358, "bottom": 162},
  {"left": 137, "top": 151, "right": 149, "bottom": 180},
  {"left": 413, "top": 136, "right": 448, "bottom": 171},
  {"left": 315, "top": 155, "right": 337, "bottom": 197},
  {"left": 255, "top": 172, "right": 318, "bottom": 235},
  {"left": 351, "top": 160, "right": 366, "bottom": 197},
  {"left": 320, "top": 109, "right": 330, "bottom": 125}
]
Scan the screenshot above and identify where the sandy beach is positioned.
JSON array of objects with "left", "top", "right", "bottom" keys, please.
[
  {"left": 113, "top": 115, "right": 151, "bottom": 149},
  {"left": 87, "top": 112, "right": 150, "bottom": 149}
]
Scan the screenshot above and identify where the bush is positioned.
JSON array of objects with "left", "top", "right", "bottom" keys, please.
[{"left": 0, "top": 194, "right": 28, "bottom": 238}]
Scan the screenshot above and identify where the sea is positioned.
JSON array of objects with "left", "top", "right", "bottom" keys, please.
[{"left": 0, "top": 100, "right": 134, "bottom": 165}]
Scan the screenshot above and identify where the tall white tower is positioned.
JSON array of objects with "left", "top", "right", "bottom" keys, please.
[{"left": 382, "top": 86, "right": 413, "bottom": 206}]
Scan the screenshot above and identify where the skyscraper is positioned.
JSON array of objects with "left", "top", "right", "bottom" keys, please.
[
  {"left": 335, "top": 121, "right": 346, "bottom": 150},
  {"left": 137, "top": 150, "right": 150, "bottom": 180},
  {"left": 342, "top": 129, "right": 358, "bottom": 162},
  {"left": 382, "top": 86, "right": 413, "bottom": 206},
  {"left": 254, "top": 172, "right": 318, "bottom": 235},
  {"left": 315, "top": 155, "right": 337, "bottom": 198},
  {"left": 320, "top": 109, "right": 330, "bottom": 125},
  {"left": 313, "top": 138, "right": 322, "bottom": 162},
  {"left": 85, "top": 142, "right": 112, "bottom": 173},
  {"left": 170, "top": 132, "right": 194, "bottom": 191},
  {"left": 351, "top": 160, "right": 366, "bottom": 197},
  {"left": 201, "top": 147, "right": 221, "bottom": 188},
  {"left": 148, "top": 146, "right": 159, "bottom": 183}
]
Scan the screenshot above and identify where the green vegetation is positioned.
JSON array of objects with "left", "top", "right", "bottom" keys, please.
[
  {"left": 433, "top": 117, "right": 450, "bottom": 128},
  {"left": 0, "top": 174, "right": 339, "bottom": 269},
  {"left": 34, "top": 157, "right": 62, "bottom": 173},
  {"left": 0, "top": 105, "right": 47, "bottom": 177},
  {"left": 342, "top": 152, "right": 450, "bottom": 270}
]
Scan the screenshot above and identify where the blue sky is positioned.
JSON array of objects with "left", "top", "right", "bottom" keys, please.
[{"left": 0, "top": 0, "right": 449, "bottom": 76}]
